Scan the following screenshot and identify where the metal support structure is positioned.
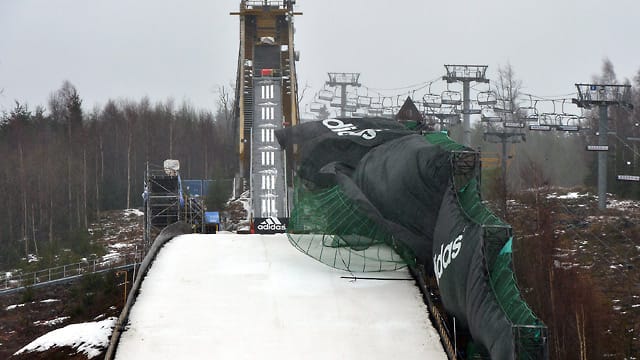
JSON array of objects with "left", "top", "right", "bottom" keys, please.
[
  {"left": 484, "top": 132, "right": 525, "bottom": 216},
  {"left": 462, "top": 81, "right": 471, "bottom": 146},
  {"left": 443, "top": 65, "right": 489, "bottom": 147},
  {"left": 326, "top": 72, "right": 361, "bottom": 117},
  {"left": 573, "top": 83, "right": 633, "bottom": 210},
  {"left": 598, "top": 105, "right": 608, "bottom": 210}
]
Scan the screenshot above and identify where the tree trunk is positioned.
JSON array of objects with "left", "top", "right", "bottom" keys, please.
[
  {"left": 68, "top": 123, "right": 73, "bottom": 232},
  {"left": 169, "top": 118, "right": 174, "bottom": 159},
  {"left": 31, "top": 205, "right": 38, "bottom": 256},
  {"left": 95, "top": 140, "right": 101, "bottom": 220},
  {"left": 576, "top": 305, "right": 587, "bottom": 360},
  {"left": 83, "top": 147, "right": 88, "bottom": 229},
  {"left": 127, "top": 131, "right": 132, "bottom": 209},
  {"left": 49, "top": 197, "right": 53, "bottom": 244},
  {"left": 19, "top": 144, "right": 28, "bottom": 257}
]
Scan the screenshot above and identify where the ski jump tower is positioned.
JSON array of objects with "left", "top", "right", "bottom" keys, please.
[{"left": 232, "top": 0, "right": 301, "bottom": 220}]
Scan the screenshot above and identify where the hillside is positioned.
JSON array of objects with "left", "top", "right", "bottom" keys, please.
[{"left": 0, "top": 210, "right": 143, "bottom": 359}]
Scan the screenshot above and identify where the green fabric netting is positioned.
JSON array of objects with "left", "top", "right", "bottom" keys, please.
[{"left": 287, "top": 180, "right": 410, "bottom": 272}]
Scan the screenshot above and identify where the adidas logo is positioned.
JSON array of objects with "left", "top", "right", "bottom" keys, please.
[
  {"left": 256, "top": 217, "right": 287, "bottom": 231},
  {"left": 433, "top": 228, "right": 465, "bottom": 283},
  {"left": 322, "top": 118, "right": 380, "bottom": 140}
]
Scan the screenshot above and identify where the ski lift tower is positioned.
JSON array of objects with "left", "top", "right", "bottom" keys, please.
[
  {"left": 573, "top": 83, "right": 633, "bottom": 210},
  {"left": 443, "top": 65, "right": 489, "bottom": 147},
  {"left": 326, "top": 72, "right": 361, "bottom": 117}
]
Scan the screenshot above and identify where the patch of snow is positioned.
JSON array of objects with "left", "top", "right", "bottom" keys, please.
[
  {"left": 632, "top": 304, "right": 640, "bottom": 308},
  {"left": 548, "top": 191, "right": 588, "bottom": 200},
  {"left": 14, "top": 317, "right": 117, "bottom": 359},
  {"left": 557, "top": 192, "right": 584, "bottom": 199},
  {"left": 100, "top": 251, "right": 121, "bottom": 265},
  {"left": 123, "top": 209, "right": 144, "bottom": 217},
  {"left": 27, "top": 254, "right": 39, "bottom": 263},
  {"left": 40, "top": 299, "right": 61, "bottom": 304},
  {"left": 607, "top": 199, "right": 640, "bottom": 210},
  {"left": 34, "top": 316, "right": 70, "bottom": 327},
  {"left": 109, "top": 243, "right": 132, "bottom": 249},
  {"left": 6, "top": 303, "right": 26, "bottom": 311}
]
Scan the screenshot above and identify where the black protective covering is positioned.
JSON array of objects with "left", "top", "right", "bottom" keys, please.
[
  {"left": 276, "top": 118, "right": 519, "bottom": 358},
  {"left": 434, "top": 187, "right": 515, "bottom": 358}
]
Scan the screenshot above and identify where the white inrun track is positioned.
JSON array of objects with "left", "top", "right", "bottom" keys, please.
[{"left": 115, "top": 233, "right": 446, "bottom": 359}]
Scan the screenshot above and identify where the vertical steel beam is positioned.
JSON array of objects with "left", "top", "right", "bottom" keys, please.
[{"left": 598, "top": 105, "right": 608, "bottom": 210}]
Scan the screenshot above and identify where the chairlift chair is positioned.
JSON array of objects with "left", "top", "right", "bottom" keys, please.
[
  {"left": 318, "top": 88, "right": 334, "bottom": 101},
  {"left": 369, "top": 97, "right": 383, "bottom": 115},
  {"left": 344, "top": 101, "right": 357, "bottom": 113},
  {"left": 423, "top": 93, "right": 442, "bottom": 109},
  {"left": 329, "top": 96, "right": 342, "bottom": 108},
  {"left": 493, "top": 99, "right": 512, "bottom": 113},
  {"left": 310, "top": 102, "right": 323, "bottom": 113},
  {"left": 536, "top": 113, "right": 556, "bottom": 127},
  {"left": 477, "top": 91, "right": 497, "bottom": 106},
  {"left": 556, "top": 115, "right": 581, "bottom": 132},
  {"left": 381, "top": 97, "right": 394, "bottom": 108},
  {"left": 441, "top": 90, "right": 462, "bottom": 106},
  {"left": 382, "top": 107, "right": 395, "bottom": 118},
  {"left": 368, "top": 108, "right": 383, "bottom": 116},
  {"left": 481, "top": 108, "right": 503, "bottom": 122},
  {"left": 357, "top": 96, "right": 372, "bottom": 108},
  {"left": 353, "top": 109, "right": 367, "bottom": 117}
]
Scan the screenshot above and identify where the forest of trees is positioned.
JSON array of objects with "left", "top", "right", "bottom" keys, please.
[{"left": 0, "top": 81, "right": 236, "bottom": 268}]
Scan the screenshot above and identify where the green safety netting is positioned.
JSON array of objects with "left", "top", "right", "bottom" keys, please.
[
  {"left": 456, "top": 178, "right": 546, "bottom": 359},
  {"left": 287, "top": 179, "right": 411, "bottom": 272},
  {"left": 279, "top": 118, "right": 547, "bottom": 359}
]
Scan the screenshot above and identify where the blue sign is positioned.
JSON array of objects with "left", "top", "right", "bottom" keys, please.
[
  {"left": 205, "top": 211, "right": 220, "bottom": 224},
  {"left": 183, "top": 180, "right": 204, "bottom": 197}
]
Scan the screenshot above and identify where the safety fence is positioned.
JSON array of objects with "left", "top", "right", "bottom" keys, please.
[{"left": 0, "top": 250, "right": 144, "bottom": 295}]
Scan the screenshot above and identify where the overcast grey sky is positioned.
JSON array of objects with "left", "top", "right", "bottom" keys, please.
[{"left": 1, "top": 0, "right": 639, "bottom": 114}]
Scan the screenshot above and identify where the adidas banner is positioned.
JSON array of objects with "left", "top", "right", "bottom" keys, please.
[{"left": 254, "top": 217, "right": 289, "bottom": 234}]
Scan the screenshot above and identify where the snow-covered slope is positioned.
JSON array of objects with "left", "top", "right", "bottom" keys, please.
[{"left": 115, "top": 234, "right": 446, "bottom": 359}]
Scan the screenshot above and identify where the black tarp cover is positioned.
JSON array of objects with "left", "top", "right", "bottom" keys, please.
[{"left": 276, "top": 118, "right": 517, "bottom": 358}]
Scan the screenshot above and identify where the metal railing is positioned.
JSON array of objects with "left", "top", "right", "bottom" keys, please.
[{"left": 0, "top": 250, "right": 143, "bottom": 295}]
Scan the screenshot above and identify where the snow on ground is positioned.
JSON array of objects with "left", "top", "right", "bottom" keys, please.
[
  {"left": 547, "top": 191, "right": 588, "bottom": 200},
  {"left": 115, "top": 234, "right": 446, "bottom": 359},
  {"left": 33, "top": 316, "right": 70, "bottom": 327},
  {"left": 13, "top": 317, "right": 116, "bottom": 359},
  {"left": 40, "top": 299, "right": 60, "bottom": 304},
  {"left": 5, "top": 303, "right": 25, "bottom": 311},
  {"left": 123, "top": 208, "right": 144, "bottom": 217},
  {"left": 607, "top": 198, "right": 640, "bottom": 211},
  {"left": 6, "top": 299, "right": 61, "bottom": 311}
]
